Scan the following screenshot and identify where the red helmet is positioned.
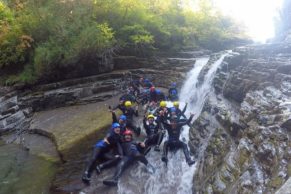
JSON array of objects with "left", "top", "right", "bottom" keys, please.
[
  {"left": 123, "top": 129, "right": 133, "bottom": 136},
  {"left": 150, "top": 86, "right": 155, "bottom": 92}
]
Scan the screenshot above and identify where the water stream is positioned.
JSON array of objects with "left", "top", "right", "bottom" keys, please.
[{"left": 117, "top": 54, "right": 228, "bottom": 194}]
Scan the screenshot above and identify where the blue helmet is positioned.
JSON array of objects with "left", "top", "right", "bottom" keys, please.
[
  {"left": 170, "top": 107, "right": 176, "bottom": 112},
  {"left": 171, "top": 89, "right": 177, "bottom": 95},
  {"left": 112, "top": 123, "right": 120, "bottom": 129},
  {"left": 156, "top": 89, "right": 161, "bottom": 94},
  {"left": 171, "top": 82, "right": 177, "bottom": 87},
  {"left": 119, "top": 115, "right": 127, "bottom": 121},
  {"left": 144, "top": 78, "right": 150, "bottom": 83}
]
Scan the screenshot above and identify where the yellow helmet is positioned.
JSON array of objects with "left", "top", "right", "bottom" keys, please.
[
  {"left": 160, "top": 101, "right": 167, "bottom": 107},
  {"left": 173, "top": 101, "right": 179, "bottom": 107},
  {"left": 147, "top": 114, "right": 155, "bottom": 119},
  {"left": 125, "top": 101, "right": 132, "bottom": 107}
]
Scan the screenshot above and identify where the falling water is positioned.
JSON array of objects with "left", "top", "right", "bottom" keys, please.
[{"left": 117, "top": 54, "right": 229, "bottom": 194}]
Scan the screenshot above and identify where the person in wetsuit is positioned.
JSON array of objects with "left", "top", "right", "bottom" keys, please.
[
  {"left": 119, "top": 101, "right": 141, "bottom": 136},
  {"left": 168, "top": 82, "right": 178, "bottom": 101},
  {"left": 173, "top": 101, "right": 188, "bottom": 120},
  {"left": 143, "top": 78, "right": 153, "bottom": 89},
  {"left": 149, "top": 86, "right": 158, "bottom": 102},
  {"left": 156, "top": 89, "right": 166, "bottom": 101},
  {"left": 110, "top": 110, "right": 127, "bottom": 134},
  {"left": 154, "top": 101, "right": 168, "bottom": 124},
  {"left": 103, "top": 130, "right": 155, "bottom": 186},
  {"left": 82, "top": 123, "right": 122, "bottom": 184},
  {"left": 143, "top": 114, "right": 164, "bottom": 153},
  {"left": 161, "top": 114, "right": 195, "bottom": 166}
]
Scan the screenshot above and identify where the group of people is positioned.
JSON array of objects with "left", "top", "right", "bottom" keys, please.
[{"left": 82, "top": 77, "right": 195, "bottom": 187}]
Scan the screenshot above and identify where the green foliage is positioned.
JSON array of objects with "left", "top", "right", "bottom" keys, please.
[{"left": 0, "top": 0, "right": 247, "bottom": 86}]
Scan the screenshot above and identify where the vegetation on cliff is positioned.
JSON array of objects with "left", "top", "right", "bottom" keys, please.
[{"left": 0, "top": 0, "right": 247, "bottom": 85}]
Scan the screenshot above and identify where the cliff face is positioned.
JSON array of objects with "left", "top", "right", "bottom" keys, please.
[{"left": 191, "top": 44, "right": 291, "bottom": 193}]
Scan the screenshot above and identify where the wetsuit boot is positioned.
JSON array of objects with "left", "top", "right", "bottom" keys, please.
[
  {"left": 82, "top": 171, "right": 91, "bottom": 184},
  {"left": 103, "top": 158, "right": 129, "bottom": 186},
  {"left": 82, "top": 147, "right": 103, "bottom": 184},
  {"left": 154, "top": 132, "right": 164, "bottom": 152},
  {"left": 161, "top": 141, "right": 169, "bottom": 165},
  {"left": 182, "top": 142, "right": 195, "bottom": 166},
  {"left": 144, "top": 146, "right": 152, "bottom": 155}
]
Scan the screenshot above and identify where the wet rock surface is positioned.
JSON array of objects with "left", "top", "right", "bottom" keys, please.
[
  {"left": 191, "top": 44, "right": 291, "bottom": 194},
  {"left": 0, "top": 55, "right": 197, "bottom": 194}
]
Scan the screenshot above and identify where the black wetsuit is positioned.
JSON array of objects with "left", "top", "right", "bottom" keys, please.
[
  {"left": 119, "top": 93, "right": 136, "bottom": 103},
  {"left": 119, "top": 107, "right": 140, "bottom": 136},
  {"left": 103, "top": 139, "right": 149, "bottom": 185},
  {"left": 83, "top": 130, "right": 122, "bottom": 180},
  {"left": 149, "top": 91, "right": 158, "bottom": 102},
  {"left": 157, "top": 91, "right": 166, "bottom": 101},
  {"left": 168, "top": 87, "right": 178, "bottom": 101},
  {"left": 154, "top": 107, "right": 168, "bottom": 124},
  {"left": 162, "top": 115, "right": 194, "bottom": 164},
  {"left": 112, "top": 112, "right": 127, "bottom": 134},
  {"left": 143, "top": 118, "right": 164, "bottom": 154}
]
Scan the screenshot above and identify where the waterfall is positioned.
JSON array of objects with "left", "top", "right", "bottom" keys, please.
[{"left": 117, "top": 54, "right": 229, "bottom": 194}]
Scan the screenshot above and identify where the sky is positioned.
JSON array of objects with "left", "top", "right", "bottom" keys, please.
[{"left": 213, "top": 0, "right": 284, "bottom": 42}]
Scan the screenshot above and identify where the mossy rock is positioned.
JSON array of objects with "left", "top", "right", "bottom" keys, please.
[
  {"left": 53, "top": 107, "right": 121, "bottom": 161},
  {"left": 30, "top": 104, "right": 121, "bottom": 161},
  {"left": 269, "top": 176, "right": 284, "bottom": 189}
]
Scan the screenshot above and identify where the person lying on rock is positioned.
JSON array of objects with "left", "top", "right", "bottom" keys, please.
[
  {"left": 144, "top": 101, "right": 158, "bottom": 115},
  {"left": 154, "top": 101, "right": 168, "bottom": 120},
  {"left": 143, "top": 78, "right": 153, "bottom": 89},
  {"left": 130, "top": 77, "right": 143, "bottom": 96},
  {"left": 110, "top": 110, "right": 127, "bottom": 134},
  {"left": 137, "top": 88, "right": 150, "bottom": 105},
  {"left": 173, "top": 101, "right": 188, "bottom": 120},
  {"left": 119, "top": 101, "right": 141, "bottom": 136},
  {"left": 103, "top": 130, "right": 155, "bottom": 187},
  {"left": 156, "top": 89, "right": 166, "bottom": 101},
  {"left": 168, "top": 82, "right": 179, "bottom": 101},
  {"left": 82, "top": 123, "right": 123, "bottom": 184},
  {"left": 143, "top": 114, "right": 165, "bottom": 154},
  {"left": 161, "top": 114, "right": 195, "bottom": 166},
  {"left": 149, "top": 86, "right": 158, "bottom": 102}
]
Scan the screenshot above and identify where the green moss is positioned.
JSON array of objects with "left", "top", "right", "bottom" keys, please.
[
  {"left": 237, "top": 149, "right": 250, "bottom": 169},
  {"left": 49, "top": 107, "right": 121, "bottom": 160},
  {"left": 37, "top": 153, "right": 60, "bottom": 163},
  {"left": 0, "top": 144, "right": 57, "bottom": 194},
  {"left": 269, "top": 177, "right": 284, "bottom": 189}
]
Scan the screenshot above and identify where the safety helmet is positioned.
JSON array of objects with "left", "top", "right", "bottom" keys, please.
[
  {"left": 125, "top": 101, "right": 132, "bottom": 107},
  {"left": 112, "top": 123, "right": 120, "bottom": 129},
  {"left": 173, "top": 101, "right": 179, "bottom": 107},
  {"left": 123, "top": 129, "right": 133, "bottom": 136},
  {"left": 147, "top": 114, "right": 155, "bottom": 119},
  {"left": 144, "top": 79, "right": 150, "bottom": 82},
  {"left": 160, "top": 101, "right": 167, "bottom": 107},
  {"left": 156, "top": 89, "right": 161, "bottom": 94},
  {"left": 150, "top": 86, "right": 155, "bottom": 92},
  {"left": 171, "top": 82, "right": 177, "bottom": 87},
  {"left": 119, "top": 115, "right": 127, "bottom": 121}
]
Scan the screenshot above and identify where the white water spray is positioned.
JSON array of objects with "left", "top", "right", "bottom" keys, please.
[{"left": 117, "top": 54, "right": 229, "bottom": 194}]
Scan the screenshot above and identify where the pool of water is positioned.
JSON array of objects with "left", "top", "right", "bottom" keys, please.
[{"left": 0, "top": 140, "right": 57, "bottom": 194}]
